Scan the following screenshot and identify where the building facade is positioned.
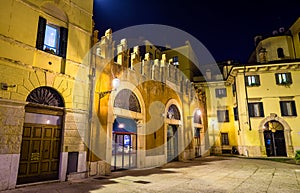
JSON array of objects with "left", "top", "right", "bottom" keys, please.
[
  {"left": 87, "top": 30, "right": 208, "bottom": 175},
  {"left": 198, "top": 17, "right": 300, "bottom": 158},
  {"left": 0, "top": 0, "right": 93, "bottom": 190}
]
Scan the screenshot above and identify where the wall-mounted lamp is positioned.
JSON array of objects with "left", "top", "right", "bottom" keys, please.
[
  {"left": 96, "top": 77, "right": 120, "bottom": 99},
  {"left": 1, "top": 83, "right": 16, "bottom": 90}
]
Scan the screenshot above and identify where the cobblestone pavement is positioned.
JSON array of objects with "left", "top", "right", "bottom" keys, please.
[{"left": 2, "top": 156, "right": 300, "bottom": 193}]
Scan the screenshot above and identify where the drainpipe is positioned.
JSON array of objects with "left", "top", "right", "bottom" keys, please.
[
  {"left": 234, "top": 76, "right": 241, "bottom": 134},
  {"left": 243, "top": 65, "right": 252, "bottom": 131}
]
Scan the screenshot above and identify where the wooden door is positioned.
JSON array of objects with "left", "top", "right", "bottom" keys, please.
[{"left": 17, "top": 124, "right": 61, "bottom": 184}]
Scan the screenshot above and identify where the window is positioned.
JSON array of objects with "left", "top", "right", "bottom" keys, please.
[
  {"left": 248, "top": 102, "right": 264, "bottom": 117},
  {"left": 217, "top": 110, "right": 229, "bottom": 122},
  {"left": 221, "top": 133, "right": 229, "bottom": 145},
  {"left": 172, "top": 56, "right": 179, "bottom": 66},
  {"left": 233, "top": 107, "right": 239, "bottom": 120},
  {"left": 36, "top": 16, "right": 68, "bottom": 58},
  {"left": 215, "top": 88, "right": 227, "bottom": 98},
  {"left": 245, "top": 75, "right": 260, "bottom": 86},
  {"left": 275, "top": 73, "right": 292, "bottom": 85},
  {"left": 280, "top": 101, "right": 297, "bottom": 116},
  {"left": 277, "top": 48, "right": 284, "bottom": 58}
]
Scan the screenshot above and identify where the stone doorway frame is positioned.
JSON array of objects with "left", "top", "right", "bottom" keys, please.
[{"left": 258, "top": 113, "right": 294, "bottom": 157}]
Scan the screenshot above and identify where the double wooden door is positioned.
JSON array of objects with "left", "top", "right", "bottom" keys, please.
[{"left": 17, "top": 124, "right": 61, "bottom": 184}]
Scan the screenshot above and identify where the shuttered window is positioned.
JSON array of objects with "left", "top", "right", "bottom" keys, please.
[
  {"left": 280, "top": 101, "right": 297, "bottom": 116},
  {"left": 36, "top": 16, "right": 68, "bottom": 58}
]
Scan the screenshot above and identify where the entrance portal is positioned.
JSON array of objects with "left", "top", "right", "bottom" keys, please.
[
  {"left": 167, "top": 125, "right": 178, "bottom": 162},
  {"left": 111, "top": 117, "right": 137, "bottom": 171},
  {"left": 263, "top": 121, "right": 287, "bottom": 157},
  {"left": 18, "top": 112, "right": 62, "bottom": 184}
]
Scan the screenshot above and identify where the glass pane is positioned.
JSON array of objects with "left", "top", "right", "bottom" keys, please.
[
  {"left": 44, "top": 25, "right": 57, "bottom": 48},
  {"left": 25, "top": 113, "right": 62, "bottom": 125}
]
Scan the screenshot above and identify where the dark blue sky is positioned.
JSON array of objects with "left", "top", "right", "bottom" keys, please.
[{"left": 93, "top": 0, "right": 299, "bottom": 63}]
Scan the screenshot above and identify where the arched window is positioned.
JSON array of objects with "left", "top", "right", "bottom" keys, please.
[
  {"left": 114, "top": 89, "right": 141, "bottom": 112},
  {"left": 167, "top": 104, "right": 180, "bottom": 120},
  {"left": 26, "top": 86, "right": 64, "bottom": 107},
  {"left": 277, "top": 48, "right": 284, "bottom": 58}
]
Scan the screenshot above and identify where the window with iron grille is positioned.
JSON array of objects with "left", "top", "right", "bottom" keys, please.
[{"left": 221, "top": 133, "right": 229, "bottom": 145}]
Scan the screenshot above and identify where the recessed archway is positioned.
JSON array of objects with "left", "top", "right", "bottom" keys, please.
[{"left": 258, "top": 114, "right": 293, "bottom": 157}]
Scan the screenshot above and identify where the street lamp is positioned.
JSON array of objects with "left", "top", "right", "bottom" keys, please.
[{"left": 97, "top": 77, "right": 120, "bottom": 99}]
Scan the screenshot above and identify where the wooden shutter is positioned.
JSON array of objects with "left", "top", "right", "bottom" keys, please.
[
  {"left": 59, "top": 27, "right": 68, "bottom": 58},
  {"left": 275, "top": 73, "right": 280, "bottom": 84},
  {"left": 287, "top": 73, "right": 292, "bottom": 84},
  {"left": 36, "top": 17, "right": 46, "bottom": 50},
  {"left": 259, "top": 103, "right": 264, "bottom": 117}
]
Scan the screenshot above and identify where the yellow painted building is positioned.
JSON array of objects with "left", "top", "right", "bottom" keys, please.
[
  {"left": 87, "top": 30, "right": 208, "bottom": 175},
  {"left": 198, "top": 17, "right": 300, "bottom": 158},
  {"left": 0, "top": 0, "right": 93, "bottom": 190}
]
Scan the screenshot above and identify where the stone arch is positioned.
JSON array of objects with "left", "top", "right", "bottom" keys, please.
[
  {"left": 26, "top": 86, "right": 64, "bottom": 107},
  {"left": 113, "top": 89, "right": 141, "bottom": 113},
  {"left": 258, "top": 114, "right": 293, "bottom": 157}
]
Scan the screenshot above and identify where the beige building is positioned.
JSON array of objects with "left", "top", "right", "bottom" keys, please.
[
  {"left": 0, "top": 0, "right": 93, "bottom": 190},
  {"left": 198, "top": 17, "right": 300, "bottom": 158}
]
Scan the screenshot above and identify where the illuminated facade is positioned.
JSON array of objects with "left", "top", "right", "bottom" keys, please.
[
  {"left": 0, "top": 0, "right": 93, "bottom": 190},
  {"left": 88, "top": 30, "right": 208, "bottom": 175},
  {"left": 198, "top": 17, "right": 300, "bottom": 158}
]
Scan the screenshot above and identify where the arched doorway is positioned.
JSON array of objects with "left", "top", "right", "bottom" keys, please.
[
  {"left": 193, "top": 109, "right": 202, "bottom": 157},
  {"left": 166, "top": 104, "right": 181, "bottom": 162},
  {"left": 263, "top": 121, "right": 287, "bottom": 157},
  {"left": 17, "top": 87, "right": 64, "bottom": 184},
  {"left": 111, "top": 89, "right": 141, "bottom": 171}
]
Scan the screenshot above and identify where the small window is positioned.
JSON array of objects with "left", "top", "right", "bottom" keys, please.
[
  {"left": 275, "top": 73, "right": 292, "bottom": 85},
  {"left": 277, "top": 48, "right": 284, "bottom": 58},
  {"left": 215, "top": 88, "right": 227, "bottom": 98},
  {"left": 221, "top": 133, "right": 229, "bottom": 145},
  {"left": 36, "top": 16, "right": 68, "bottom": 58},
  {"left": 280, "top": 101, "right": 297, "bottom": 116},
  {"left": 172, "top": 56, "right": 179, "bottom": 66},
  {"left": 248, "top": 102, "right": 264, "bottom": 117},
  {"left": 217, "top": 110, "right": 229, "bottom": 122},
  {"left": 233, "top": 107, "right": 239, "bottom": 120},
  {"left": 245, "top": 75, "right": 260, "bottom": 86}
]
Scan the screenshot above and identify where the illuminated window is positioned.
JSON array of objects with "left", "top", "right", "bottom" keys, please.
[
  {"left": 280, "top": 101, "right": 297, "bottom": 116},
  {"left": 36, "top": 16, "right": 68, "bottom": 58},
  {"left": 245, "top": 75, "right": 260, "bottom": 86},
  {"left": 215, "top": 88, "right": 227, "bottom": 98},
  {"left": 172, "top": 56, "right": 179, "bottom": 65},
  {"left": 248, "top": 102, "right": 264, "bottom": 117},
  {"left": 275, "top": 73, "right": 292, "bottom": 85}
]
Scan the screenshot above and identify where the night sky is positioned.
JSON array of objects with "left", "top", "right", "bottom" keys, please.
[{"left": 93, "top": 0, "right": 299, "bottom": 63}]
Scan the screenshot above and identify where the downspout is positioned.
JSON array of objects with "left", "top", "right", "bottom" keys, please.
[
  {"left": 88, "top": 30, "right": 97, "bottom": 174},
  {"left": 243, "top": 65, "right": 252, "bottom": 131},
  {"left": 234, "top": 76, "right": 241, "bottom": 134}
]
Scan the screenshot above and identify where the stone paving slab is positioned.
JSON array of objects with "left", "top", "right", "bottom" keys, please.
[{"left": 1, "top": 156, "right": 300, "bottom": 193}]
